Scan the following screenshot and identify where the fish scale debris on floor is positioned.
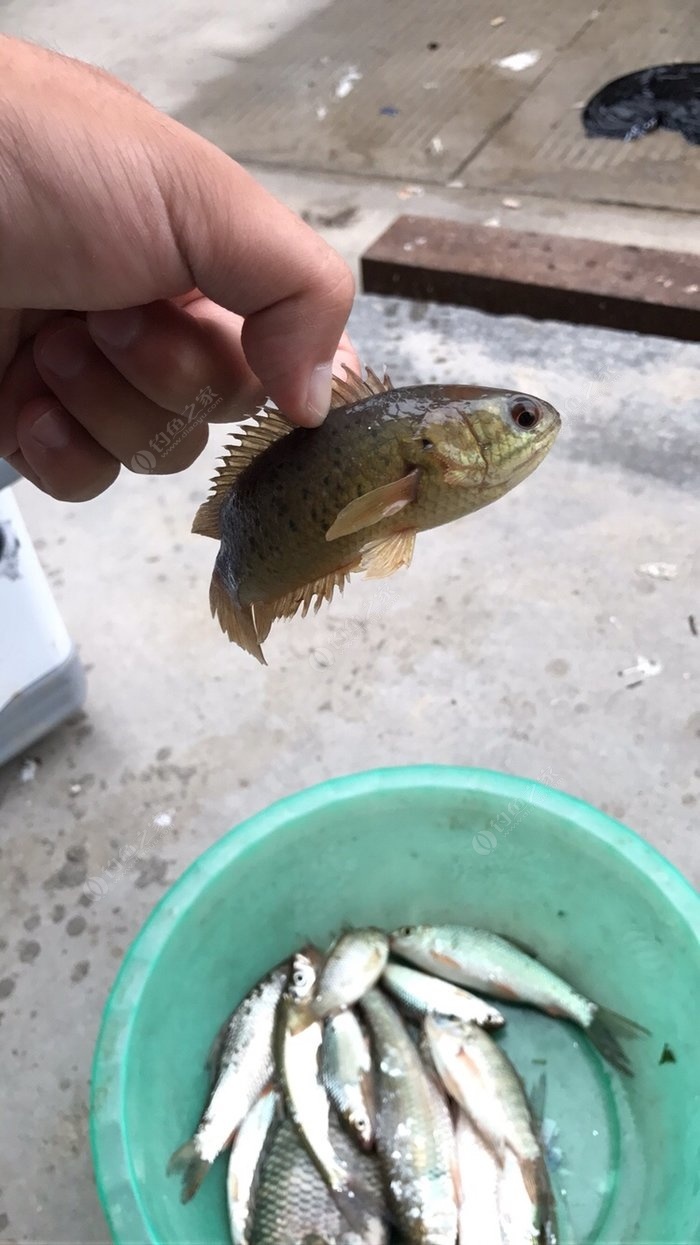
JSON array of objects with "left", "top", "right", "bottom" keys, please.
[{"left": 166, "top": 922, "right": 649, "bottom": 1243}]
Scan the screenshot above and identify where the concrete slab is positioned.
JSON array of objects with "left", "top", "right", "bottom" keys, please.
[
  {"left": 465, "top": 0, "right": 700, "bottom": 211},
  {"left": 1, "top": 294, "right": 698, "bottom": 1242},
  {"left": 169, "top": 0, "right": 591, "bottom": 183}
]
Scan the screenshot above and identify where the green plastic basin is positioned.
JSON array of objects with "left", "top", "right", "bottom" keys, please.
[{"left": 90, "top": 766, "right": 700, "bottom": 1244}]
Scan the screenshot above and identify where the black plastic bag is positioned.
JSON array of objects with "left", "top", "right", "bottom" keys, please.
[{"left": 582, "top": 63, "right": 700, "bottom": 145}]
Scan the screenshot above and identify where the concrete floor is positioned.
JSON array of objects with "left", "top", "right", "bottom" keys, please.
[{"left": 0, "top": 1, "right": 699, "bottom": 1242}]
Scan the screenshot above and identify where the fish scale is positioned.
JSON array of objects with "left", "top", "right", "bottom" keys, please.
[
  {"left": 360, "top": 989, "right": 458, "bottom": 1245},
  {"left": 250, "top": 1119, "right": 387, "bottom": 1245}
]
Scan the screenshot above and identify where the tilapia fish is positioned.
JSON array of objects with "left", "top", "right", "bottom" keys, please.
[
  {"left": 250, "top": 1119, "right": 387, "bottom": 1245},
  {"left": 193, "top": 369, "right": 561, "bottom": 661},
  {"left": 168, "top": 962, "right": 289, "bottom": 1202},
  {"left": 391, "top": 923, "right": 648, "bottom": 1075}
]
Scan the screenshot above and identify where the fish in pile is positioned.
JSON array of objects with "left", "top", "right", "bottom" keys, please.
[
  {"left": 167, "top": 923, "right": 649, "bottom": 1243},
  {"left": 192, "top": 369, "right": 561, "bottom": 661},
  {"left": 390, "top": 924, "right": 648, "bottom": 1075}
]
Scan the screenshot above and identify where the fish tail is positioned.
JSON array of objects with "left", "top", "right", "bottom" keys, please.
[
  {"left": 166, "top": 1140, "right": 210, "bottom": 1203},
  {"left": 589, "top": 1006, "right": 649, "bottom": 1076},
  {"left": 209, "top": 568, "right": 266, "bottom": 663},
  {"left": 518, "top": 1153, "right": 540, "bottom": 1204}
]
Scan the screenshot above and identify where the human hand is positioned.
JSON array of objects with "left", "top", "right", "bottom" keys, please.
[{"left": 0, "top": 37, "right": 359, "bottom": 501}]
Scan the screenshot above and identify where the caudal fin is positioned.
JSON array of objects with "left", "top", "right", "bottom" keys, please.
[
  {"left": 167, "top": 1140, "right": 210, "bottom": 1203},
  {"left": 209, "top": 569, "right": 266, "bottom": 663},
  {"left": 589, "top": 1006, "right": 650, "bottom": 1077}
]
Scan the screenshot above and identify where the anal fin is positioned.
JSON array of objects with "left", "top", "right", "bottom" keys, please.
[
  {"left": 360, "top": 529, "right": 416, "bottom": 579},
  {"left": 253, "top": 566, "right": 355, "bottom": 642}
]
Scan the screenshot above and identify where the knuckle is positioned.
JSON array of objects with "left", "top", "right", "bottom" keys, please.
[{"left": 310, "top": 248, "right": 355, "bottom": 317}]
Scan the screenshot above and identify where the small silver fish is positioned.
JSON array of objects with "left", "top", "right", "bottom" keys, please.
[
  {"left": 322, "top": 1009, "right": 376, "bottom": 1150},
  {"left": 313, "top": 927, "right": 390, "bottom": 1018},
  {"left": 425, "top": 1016, "right": 557, "bottom": 1244},
  {"left": 250, "top": 1118, "right": 387, "bottom": 1245},
  {"left": 168, "top": 962, "right": 289, "bottom": 1201},
  {"left": 360, "top": 988, "right": 459, "bottom": 1245},
  {"left": 227, "top": 1088, "right": 280, "bottom": 1245},
  {"left": 499, "top": 1146, "right": 558, "bottom": 1245},
  {"left": 454, "top": 1110, "right": 503, "bottom": 1245},
  {"left": 391, "top": 924, "right": 647, "bottom": 1075},
  {"left": 382, "top": 961, "right": 505, "bottom": 1029},
  {"left": 275, "top": 948, "right": 369, "bottom": 1226}
]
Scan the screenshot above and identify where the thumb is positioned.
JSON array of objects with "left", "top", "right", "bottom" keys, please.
[{"left": 158, "top": 127, "right": 355, "bottom": 425}]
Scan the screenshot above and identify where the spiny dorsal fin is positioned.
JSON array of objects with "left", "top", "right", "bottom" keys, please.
[
  {"left": 192, "top": 408, "right": 293, "bottom": 538},
  {"left": 330, "top": 365, "right": 394, "bottom": 410}
]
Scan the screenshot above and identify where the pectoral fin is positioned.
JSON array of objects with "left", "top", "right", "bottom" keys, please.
[
  {"left": 326, "top": 470, "right": 420, "bottom": 541},
  {"left": 360, "top": 529, "right": 416, "bottom": 579}
]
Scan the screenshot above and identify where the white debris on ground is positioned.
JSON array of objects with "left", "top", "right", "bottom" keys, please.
[
  {"left": 19, "top": 757, "right": 39, "bottom": 783},
  {"left": 619, "top": 656, "right": 663, "bottom": 687},
  {"left": 494, "top": 49, "right": 541, "bottom": 71},
  {"left": 502, "top": 196, "right": 522, "bottom": 208},
  {"left": 637, "top": 562, "right": 678, "bottom": 580},
  {"left": 428, "top": 135, "right": 444, "bottom": 156},
  {"left": 335, "top": 66, "right": 362, "bottom": 99}
]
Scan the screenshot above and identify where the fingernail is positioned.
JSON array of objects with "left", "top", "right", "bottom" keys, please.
[
  {"left": 305, "top": 362, "right": 333, "bottom": 425},
  {"left": 89, "top": 307, "right": 143, "bottom": 349},
  {"left": 30, "top": 406, "right": 72, "bottom": 451},
  {"left": 38, "top": 327, "right": 87, "bottom": 380}
]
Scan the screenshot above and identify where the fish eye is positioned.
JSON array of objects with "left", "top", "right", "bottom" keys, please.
[
  {"left": 510, "top": 399, "right": 541, "bottom": 429},
  {"left": 293, "top": 970, "right": 306, "bottom": 985},
  {"left": 398, "top": 926, "right": 412, "bottom": 937}
]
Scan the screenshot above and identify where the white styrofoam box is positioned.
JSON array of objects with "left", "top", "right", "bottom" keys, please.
[{"left": 0, "top": 489, "right": 73, "bottom": 713}]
